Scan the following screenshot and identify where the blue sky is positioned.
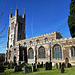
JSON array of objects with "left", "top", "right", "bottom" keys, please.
[{"left": 0, "top": 0, "right": 71, "bottom": 53}]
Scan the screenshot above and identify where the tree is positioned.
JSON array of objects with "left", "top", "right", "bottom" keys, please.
[
  {"left": 68, "top": 0, "right": 75, "bottom": 38},
  {"left": 0, "top": 0, "right": 6, "bottom": 38},
  {"left": 0, "top": 0, "right": 6, "bottom": 50}
]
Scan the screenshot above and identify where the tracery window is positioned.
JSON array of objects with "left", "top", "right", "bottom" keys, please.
[
  {"left": 11, "top": 22, "right": 14, "bottom": 30},
  {"left": 24, "top": 42, "right": 26, "bottom": 46},
  {"left": 71, "top": 46, "right": 75, "bottom": 58},
  {"left": 38, "top": 46, "right": 46, "bottom": 58},
  {"left": 44, "top": 37, "right": 48, "bottom": 43},
  {"left": 28, "top": 48, "right": 34, "bottom": 59},
  {"left": 14, "top": 49, "right": 16, "bottom": 54},
  {"left": 53, "top": 44, "right": 62, "bottom": 59},
  {"left": 30, "top": 41, "right": 33, "bottom": 45},
  {"left": 9, "top": 51, "right": 11, "bottom": 59},
  {"left": 36, "top": 39, "right": 40, "bottom": 44}
]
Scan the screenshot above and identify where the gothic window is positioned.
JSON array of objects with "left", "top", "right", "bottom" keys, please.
[
  {"left": 38, "top": 46, "right": 46, "bottom": 59},
  {"left": 44, "top": 37, "right": 48, "bottom": 43},
  {"left": 14, "top": 49, "right": 16, "bottom": 54},
  {"left": 24, "top": 42, "right": 26, "bottom": 46},
  {"left": 30, "top": 41, "right": 33, "bottom": 45},
  {"left": 28, "top": 48, "right": 34, "bottom": 59},
  {"left": 53, "top": 44, "right": 62, "bottom": 59},
  {"left": 11, "top": 22, "right": 14, "bottom": 30},
  {"left": 71, "top": 46, "right": 75, "bottom": 58},
  {"left": 9, "top": 51, "right": 11, "bottom": 59},
  {"left": 36, "top": 39, "right": 40, "bottom": 44}
]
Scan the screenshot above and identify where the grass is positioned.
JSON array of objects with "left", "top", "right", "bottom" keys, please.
[{"left": 0, "top": 66, "right": 75, "bottom": 75}]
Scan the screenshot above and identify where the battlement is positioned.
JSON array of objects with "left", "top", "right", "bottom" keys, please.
[
  {"left": 53, "top": 37, "right": 75, "bottom": 42},
  {"left": 15, "top": 31, "right": 63, "bottom": 46}
]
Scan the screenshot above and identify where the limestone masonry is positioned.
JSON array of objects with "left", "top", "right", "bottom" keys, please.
[{"left": 6, "top": 8, "right": 75, "bottom": 65}]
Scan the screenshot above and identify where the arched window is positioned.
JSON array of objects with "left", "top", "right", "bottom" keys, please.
[
  {"left": 71, "top": 46, "right": 75, "bottom": 58},
  {"left": 38, "top": 46, "right": 46, "bottom": 59},
  {"left": 28, "top": 48, "right": 34, "bottom": 59},
  {"left": 24, "top": 42, "right": 26, "bottom": 46},
  {"left": 44, "top": 37, "right": 48, "bottom": 43},
  {"left": 14, "top": 49, "right": 16, "bottom": 54},
  {"left": 36, "top": 39, "right": 40, "bottom": 44},
  {"left": 30, "top": 41, "right": 33, "bottom": 45},
  {"left": 53, "top": 44, "right": 62, "bottom": 59},
  {"left": 9, "top": 51, "right": 11, "bottom": 59}
]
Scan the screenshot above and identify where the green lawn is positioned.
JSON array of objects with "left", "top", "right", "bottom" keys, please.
[{"left": 0, "top": 66, "right": 75, "bottom": 75}]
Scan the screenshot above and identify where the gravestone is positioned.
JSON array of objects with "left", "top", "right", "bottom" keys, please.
[
  {"left": 61, "top": 63, "right": 65, "bottom": 73},
  {"left": 59, "top": 63, "right": 61, "bottom": 68},
  {"left": 14, "top": 63, "right": 26, "bottom": 72},
  {"left": 14, "top": 65, "right": 22, "bottom": 72},
  {"left": 62, "top": 63, "right": 66, "bottom": 68},
  {"left": 14, "top": 63, "right": 17, "bottom": 66},
  {"left": 45, "top": 62, "right": 49, "bottom": 70},
  {"left": 55, "top": 63, "right": 58, "bottom": 69},
  {"left": 37, "top": 62, "right": 40, "bottom": 68},
  {"left": 40, "top": 62, "right": 43, "bottom": 68},
  {"left": 24, "top": 66, "right": 32, "bottom": 73},
  {"left": 32, "top": 63, "right": 37, "bottom": 72},
  {"left": 61, "top": 67, "right": 64, "bottom": 73},
  {"left": 50, "top": 62, "right": 52, "bottom": 70},
  {"left": 45, "top": 62, "right": 52, "bottom": 70},
  {"left": 7, "top": 64, "right": 10, "bottom": 69},
  {"left": 67, "top": 63, "right": 72, "bottom": 68}
]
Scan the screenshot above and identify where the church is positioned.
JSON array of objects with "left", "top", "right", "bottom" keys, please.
[{"left": 6, "top": 8, "right": 75, "bottom": 65}]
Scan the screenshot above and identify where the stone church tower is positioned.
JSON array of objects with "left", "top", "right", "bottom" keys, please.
[{"left": 7, "top": 8, "right": 26, "bottom": 48}]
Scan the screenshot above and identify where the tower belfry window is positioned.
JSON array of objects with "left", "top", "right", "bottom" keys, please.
[
  {"left": 21, "top": 23, "right": 22, "bottom": 31},
  {"left": 9, "top": 51, "right": 11, "bottom": 59},
  {"left": 11, "top": 22, "right": 14, "bottom": 30}
]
